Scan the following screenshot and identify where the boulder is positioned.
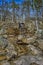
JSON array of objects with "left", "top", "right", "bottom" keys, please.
[
  {"left": 30, "top": 62, "right": 39, "bottom": 65},
  {"left": 37, "top": 40, "right": 43, "bottom": 50},
  {"left": 27, "top": 45, "right": 41, "bottom": 55}
]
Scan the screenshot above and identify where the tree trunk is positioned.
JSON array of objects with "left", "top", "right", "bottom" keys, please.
[
  {"left": 35, "top": 11, "right": 39, "bottom": 32},
  {"left": 36, "top": 19, "right": 39, "bottom": 32}
]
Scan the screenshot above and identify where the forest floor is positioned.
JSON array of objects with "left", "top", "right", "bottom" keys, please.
[{"left": 0, "top": 21, "right": 43, "bottom": 65}]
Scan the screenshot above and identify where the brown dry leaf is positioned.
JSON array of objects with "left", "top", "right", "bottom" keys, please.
[
  {"left": 22, "top": 38, "right": 27, "bottom": 43},
  {"left": 5, "top": 27, "right": 15, "bottom": 34},
  {"left": 0, "top": 56, "right": 7, "bottom": 61}
]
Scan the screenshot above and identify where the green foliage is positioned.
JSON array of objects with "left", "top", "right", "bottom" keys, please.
[
  {"left": 11, "top": 1, "right": 19, "bottom": 9},
  {"left": 31, "top": 0, "right": 42, "bottom": 12},
  {"left": 23, "top": 0, "right": 30, "bottom": 7}
]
